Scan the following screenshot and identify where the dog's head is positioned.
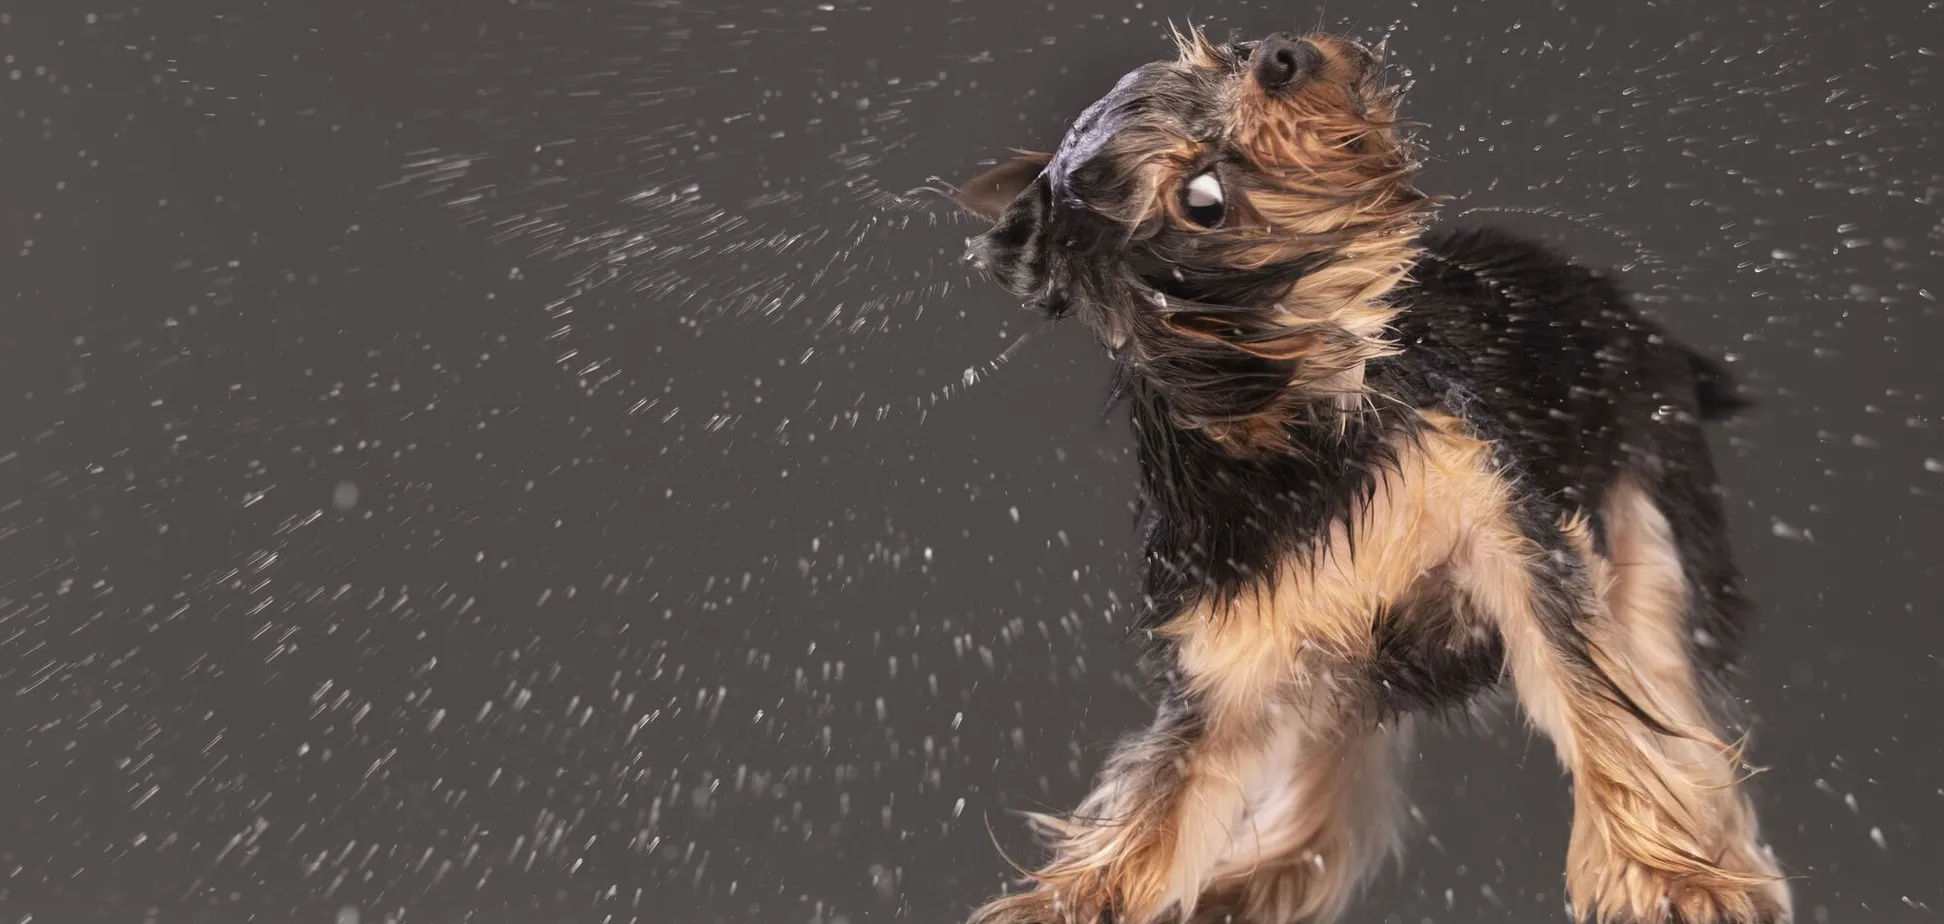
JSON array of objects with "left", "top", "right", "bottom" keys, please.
[{"left": 956, "top": 29, "right": 1430, "bottom": 450}]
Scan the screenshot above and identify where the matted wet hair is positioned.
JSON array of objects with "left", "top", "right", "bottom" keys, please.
[
  {"left": 957, "top": 26, "right": 1430, "bottom": 452},
  {"left": 951, "top": 24, "right": 1789, "bottom": 924}
]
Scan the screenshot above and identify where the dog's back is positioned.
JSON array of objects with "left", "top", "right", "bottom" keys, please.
[{"left": 1390, "top": 225, "right": 1754, "bottom": 672}]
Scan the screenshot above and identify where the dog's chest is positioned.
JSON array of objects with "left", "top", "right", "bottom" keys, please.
[{"left": 1158, "top": 412, "right": 1516, "bottom": 715}]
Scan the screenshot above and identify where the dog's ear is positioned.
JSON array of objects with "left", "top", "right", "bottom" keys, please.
[
  {"left": 952, "top": 150, "right": 1053, "bottom": 221},
  {"left": 962, "top": 155, "right": 1060, "bottom": 304}
]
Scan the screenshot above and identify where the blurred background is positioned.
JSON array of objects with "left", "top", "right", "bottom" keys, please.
[{"left": 3, "top": 0, "right": 1940, "bottom": 921}]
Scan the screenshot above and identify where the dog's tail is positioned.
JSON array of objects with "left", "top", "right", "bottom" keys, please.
[{"left": 1685, "top": 348, "right": 1752, "bottom": 422}]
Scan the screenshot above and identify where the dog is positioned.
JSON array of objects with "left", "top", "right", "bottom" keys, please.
[{"left": 949, "top": 27, "right": 1790, "bottom": 924}]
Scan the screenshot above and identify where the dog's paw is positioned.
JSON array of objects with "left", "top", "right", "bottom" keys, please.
[
  {"left": 1184, "top": 857, "right": 1355, "bottom": 924},
  {"left": 1572, "top": 855, "right": 1790, "bottom": 924}
]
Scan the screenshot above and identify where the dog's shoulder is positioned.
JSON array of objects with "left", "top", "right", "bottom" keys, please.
[
  {"left": 1387, "top": 225, "right": 1641, "bottom": 394},
  {"left": 1378, "top": 226, "right": 1674, "bottom": 494}
]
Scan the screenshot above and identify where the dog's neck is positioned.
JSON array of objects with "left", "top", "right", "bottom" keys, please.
[
  {"left": 1125, "top": 371, "right": 1406, "bottom": 629},
  {"left": 1119, "top": 229, "right": 1430, "bottom": 612},
  {"left": 1187, "top": 230, "right": 1423, "bottom": 453}
]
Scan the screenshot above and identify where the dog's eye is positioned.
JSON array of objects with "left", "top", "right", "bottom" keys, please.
[{"left": 1180, "top": 172, "right": 1226, "bottom": 229}]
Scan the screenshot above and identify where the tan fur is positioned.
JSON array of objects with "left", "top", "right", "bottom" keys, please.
[
  {"left": 972, "top": 415, "right": 1504, "bottom": 924},
  {"left": 1550, "top": 483, "right": 1790, "bottom": 923},
  {"left": 1169, "top": 21, "right": 1225, "bottom": 71},
  {"left": 1453, "top": 469, "right": 1784, "bottom": 924},
  {"left": 966, "top": 703, "right": 1285, "bottom": 924},
  {"left": 1219, "top": 34, "right": 1429, "bottom": 448},
  {"left": 1165, "top": 412, "right": 1499, "bottom": 709},
  {"left": 969, "top": 413, "right": 1787, "bottom": 924},
  {"left": 1192, "top": 720, "right": 1414, "bottom": 924},
  {"left": 1412, "top": 426, "right": 1784, "bottom": 923}
]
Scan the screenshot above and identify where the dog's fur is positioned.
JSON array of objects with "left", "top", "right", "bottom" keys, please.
[{"left": 952, "top": 27, "right": 1789, "bottom": 924}]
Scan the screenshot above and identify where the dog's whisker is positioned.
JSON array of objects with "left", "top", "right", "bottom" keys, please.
[{"left": 823, "top": 326, "right": 1041, "bottom": 435}]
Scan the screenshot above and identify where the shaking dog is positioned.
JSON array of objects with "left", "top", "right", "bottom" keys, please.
[{"left": 952, "top": 27, "right": 1789, "bottom": 924}]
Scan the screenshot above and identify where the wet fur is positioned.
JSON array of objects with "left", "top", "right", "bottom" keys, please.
[{"left": 955, "top": 26, "right": 1788, "bottom": 924}]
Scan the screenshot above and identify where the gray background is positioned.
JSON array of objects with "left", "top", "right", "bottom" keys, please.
[{"left": 3, "top": 0, "right": 1940, "bottom": 922}]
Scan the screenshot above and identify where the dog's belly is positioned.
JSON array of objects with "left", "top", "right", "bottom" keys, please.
[{"left": 1366, "top": 574, "right": 1506, "bottom": 715}]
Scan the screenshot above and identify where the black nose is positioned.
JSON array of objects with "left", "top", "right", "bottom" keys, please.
[{"left": 1252, "top": 33, "right": 1320, "bottom": 94}]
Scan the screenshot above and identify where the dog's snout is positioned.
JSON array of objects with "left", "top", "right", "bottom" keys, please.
[{"left": 1252, "top": 33, "right": 1321, "bottom": 94}]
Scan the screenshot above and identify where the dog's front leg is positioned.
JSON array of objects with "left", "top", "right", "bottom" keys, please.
[
  {"left": 1187, "top": 715, "right": 1413, "bottom": 924},
  {"left": 966, "top": 669, "right": 1293, "bottom": 924}
]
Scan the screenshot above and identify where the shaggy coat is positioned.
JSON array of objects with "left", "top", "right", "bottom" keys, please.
[{"left": 953, "top": 27, "right": 1788, "bottom": 924}]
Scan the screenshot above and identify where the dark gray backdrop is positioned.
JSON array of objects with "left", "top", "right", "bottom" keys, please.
[{"left": 4, "top": 0, "right": 1940, "bottom": 922}]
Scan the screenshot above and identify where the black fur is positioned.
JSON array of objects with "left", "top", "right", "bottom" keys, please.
[
  {"left": 1128, "top": 226, "right": 1752, "bottom": 714},
  {"left": 1366, "top": 581, "right": 1505, "bottom": 717}
]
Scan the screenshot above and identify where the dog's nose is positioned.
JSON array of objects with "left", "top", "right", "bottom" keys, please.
[{"left": 1253, "top": 33, "right": 1321, "bottom": 94}]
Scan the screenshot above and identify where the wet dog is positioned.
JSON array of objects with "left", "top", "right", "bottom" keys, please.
[{"left": 951, "top": 27, "right": 1790, "bottom": 924}]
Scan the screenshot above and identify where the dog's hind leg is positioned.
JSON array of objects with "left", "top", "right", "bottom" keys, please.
[
  {"left": 1456, "top": 483, "right": 1789, "bottom": 924},
  {"left": 1553, "top": 478, "right": 1790, "bottom": 923}
]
